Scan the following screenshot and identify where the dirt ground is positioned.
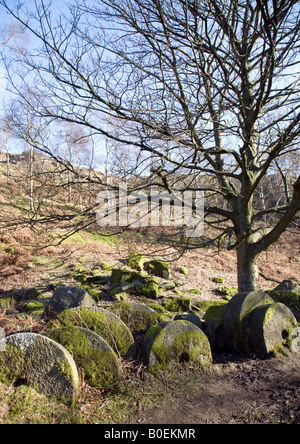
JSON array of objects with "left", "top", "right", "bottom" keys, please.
[
  {"left": 0, "top": 228, "right": 299, "bottom": 300},
  {"left": 139, "top": 352, "right": 300, "bottom": 424}
]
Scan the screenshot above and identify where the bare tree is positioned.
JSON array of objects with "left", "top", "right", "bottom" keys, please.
[
  {"left": 0, "top": 129, "right": 10, "bottom": 185},
  {"left": 0, "top": 0, "right": 300, "bottom": 291}
]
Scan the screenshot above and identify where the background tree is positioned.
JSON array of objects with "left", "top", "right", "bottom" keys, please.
[{"left": 0, "top": 0, "right": 300, "bottom": 291}]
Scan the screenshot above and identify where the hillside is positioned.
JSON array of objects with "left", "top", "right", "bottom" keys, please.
[{"left": 0, "top": 151, "right": 299, "bottom": 425}]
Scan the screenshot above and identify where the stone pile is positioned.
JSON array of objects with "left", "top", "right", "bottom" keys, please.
[
  {"left": 204, "top": 290, "right": 299, "bottom": 355},
  {"left": 0, "top": 284, "right": 213, "bottom": 403},
  {"left": 0, "top": 253, "right": 299, "bottom": 406}
]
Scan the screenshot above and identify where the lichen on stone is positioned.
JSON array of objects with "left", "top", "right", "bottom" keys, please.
[
  {"left": 50, "top": 327, "right": 121, "bottom": 388},
  {"left": 109, "top": 302, "right": 159, "bottom": 333},
  {"left": 127, "top": 253, "right": 146, "bottom": 271},
  {"left": 0, "top": 344, "right": 29, "bottom": 385},
  {"left": 146, "top": 260, "right": 171, "bottom": 279},
  {"left": 163, "top": 298, "right": 191, "bottom": 313},
  {"left": 144, "top": 320, "right": 212, "bottom": 375},
  {"left": 55, "top": 307, "right": 135, "bottom": 358}
]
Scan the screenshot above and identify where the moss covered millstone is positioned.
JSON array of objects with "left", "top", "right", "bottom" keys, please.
[
  {"left": 223, "top": 291, "right": 274, "bottom": 353},
  {"left": 203, "top": 303, "right": 228, "bottom": 350},
  {"left": 43, "top": 286, "right": 96, "bottom": 319},
  {"left": 241, "top": 303, "right": 298, "bottom": 355},
  {"left": 0, "top": 333, "right": 79, "bottom": 405},
  {"left": 174, "top": 313, "right": 204, "bottom": 331},
  {"left": 108, "top": 302, "right": 159, "bottom": 333},
  {"left": 54, "top": 307, "right": 135, "bottom": 358},
  {"left": 144, "top": 320, "right": 212, "bottom": 375},
  {"left": 49, "top": 327, "right": 121, "bottom": 388}
]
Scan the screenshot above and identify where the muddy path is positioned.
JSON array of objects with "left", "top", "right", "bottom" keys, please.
[{"left": 139, "top": 352, "right": 300, "bottom": 424}]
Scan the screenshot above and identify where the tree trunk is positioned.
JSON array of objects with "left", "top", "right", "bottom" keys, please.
[
  {"left": 29, "top": 144, "right": 34, "bottom": 212},
  {"left": 236, "top": 241, "right": 259, "bottom": 292},
  {"left": 6, "top": 150, "right": 10, "bottom": 185}
]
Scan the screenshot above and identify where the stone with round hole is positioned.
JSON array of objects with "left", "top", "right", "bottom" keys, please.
[
  {"left": 143, "top": 320, "right": 212, "bottom": 374},
  {"left": 242, "top": 302, "right": 298, "bottom": 355}
]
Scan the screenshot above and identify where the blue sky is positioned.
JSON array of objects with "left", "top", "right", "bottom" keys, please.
[{"left": 0, "top": 0, "right": 70, "bottom": 107}]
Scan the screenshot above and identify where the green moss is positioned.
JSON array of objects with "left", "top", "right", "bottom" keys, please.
[
  {"left": 187, "top": 289, "right": 202, "bottom": 295},
  {"left": 213, "top": 277, "right": 224, "bottom": 284},
  {"left": 71, "top": 263, "right": 107, "bottom": 287},
  {"left": 271, "top": 343, "right": 290, "bottom": 357},
  {"left": 217, "top": 286, "right": 238, "bottom": 299},
  {"left": 0, "top": 345, "right": 29, "bottom": 385},
  {"left": 203, "top": 303, "right": 227, "bottom": 321},
  {"left": 57, "top": 359, "right": 75, "bottom": 386},
  {"left": 87, "top": 231, "right": 119, "bottom": 247},
  {"left": 270, "top": 291, "right": 300, "bottom": 312},
  {"left": 146, "top": 322, "right": 212, "bottom": 375},
  {"left": 198, "top": 299, "right": 227, "bottom": 313},
  {"left": 173, "top": 330, "right": 211, "bottom": 363},
  {"left": 85, "top": 288, "right": 104, "bottom": 302},
  {"left": 179, "top": 267, "right": 188, "bottom": 275},
  {"left": 0, "top": 384, "right": 84, "bottom": 424},
  {"left": 101, "top": 261, "right": 112, "bottom": 271},
  {"left": 4, "top": 246, "right": 15, "bottom": 254},
  {"left": 109, "top": 287, "right": 129, "bottom": 301},
  {"left": 138, "top": 281, "right": 161, "bottom": 299},
  {"left": 70, "top": 263, "right": 88, "bottom": 275},
  {"left": 127, "top": 253, "right": 145, "bottom": 271},
  {"left": 62, "top": 231, "right": 118, "bottom": 247},
  {"left": 110, "top": 268, "right": 136, "bottom": 285},
  {"left": 110, "top": 268, "right": 161, "bottom": 298},
  {"left": 173, "top": 290, "right": 185, "bottom": 297},
  {"left": 262, "top": 303, "right": 277, "bottom": 327},
  {"left": 50, "top": 328, "right": 120, "bottom": 388},
  {"left": 163, "top": 298, "right": 191, "bottom": 313},
  {"left": 147, "top": 260, "right": 170, "bottom": 278},
  {"left": 32, "top": 255, "right": 55, "bottom": 267},
  {"left": 110, "top": 268, "right": 149, "bottom": 285},
  {"left": 0, "top": 295, "right": 15, "bottom": 309},
  {"left": 55, "top": 307, "right": 135, "bottom": 358},
  {"left": 145, "top": 324, "right": 164, "bottom": 341},
  {"left": 24, "top": 300, "right": 45, "bottom": 313},
  {"left": 147, "top": 304, "right": 167, "bottom": 314},
  {"left": 110, "top": 302, "right": 159, "bottom": 333},
  {"left": 242, "top": 295, "right": 274, "bottom": 320}
]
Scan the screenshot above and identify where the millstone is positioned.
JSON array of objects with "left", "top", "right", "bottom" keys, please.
[
  {"left": 241, "top": 302, "right": 298, "bottom": 355},
  {"left": 54, "top": 306, "right": 136, "bottom": 358},
  {"left": 144, "top": 320, "right": 212, "bottom": 374},
  {"left": 108, "top": 301, "right": 159, "bottom": 333},
  {"left": 222, "top": 291, "right": 274, "bottom": 352},
  {"left": 49, "top": 326, "right": 121, "bottom": 388},
  {"left": 0, "top": 333, "right": 79, "bottom": 405}
]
